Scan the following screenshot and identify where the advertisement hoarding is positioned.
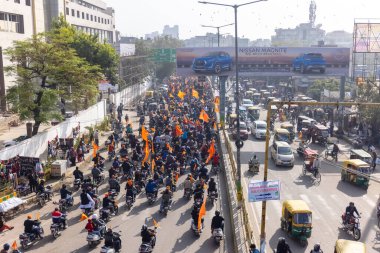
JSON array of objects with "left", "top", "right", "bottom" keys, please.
[
  {"left": 176, "top": 47, "right": 350, "bottom": 77},
  {"left": 248, "top": 180, "right": 281, "bottom": 202}
]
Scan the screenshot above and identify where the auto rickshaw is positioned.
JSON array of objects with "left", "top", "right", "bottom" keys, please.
[
  {"left": 245, "top": 90, "right": 253, "bottom": 100},
  {"left": 341, "top": 159, "right": 370, "bottom": 190},
  {"left": 253, "top": 93, "right": 261, "bottom": 104},
  {"left": 274, "top": 128, "right": 291, "bottom": 143},
  {"left": 349, "top": 149, "right": 372, "bottom": 164},
  {"left": 313, "top": 108, "right": 326, "bottom": 122},
  {"left": 334, "top": 239, "right": 366, "bottom": 253},
  {"left": 270, "top": 105, "right": 278, "bottom": 116},
  {"left": 247, "top": 106, "right": 260, "bottom": 121},
  {"left": 280, "top": 200, "right": 312, "bottom": 246},
  {"left": 147, "top": 102, "right": 158, "bottom": 114},
  {"left": 239, "top": 106, "right": 247, "bottom": 121},
  {"left": 280, "top": 122, "right": 295, "bottom": 141},
  {"left": 228, "top": 114, "right": 238, "bottom": 128},
  {"left": 311, "top": 124, "right": 329, "bottom": 145}
]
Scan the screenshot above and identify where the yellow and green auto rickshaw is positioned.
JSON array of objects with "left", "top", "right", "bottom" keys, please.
[
  {"left": 280, "top": 122, "right": 295, "bottom": 141},
  {"left": 253, "top": 93, "right": 261, "bottom": 105},
  {"left": 280, "top": 200, "right": 312, "bottom": 246},
  {"left": 247, "top": 106, "right": 260, "bottom": 121},
  {"left": 334, "top": 239, "right": 366, "bottom": 253},
  {"left": 274, "top": 128, "right": 291, "bottom": 143},
  {"left": 341, "top": 159, "right": 370, "bottom": 190},
  {"left": 349, "top": 149, "right": 372, "bottom": 165}
]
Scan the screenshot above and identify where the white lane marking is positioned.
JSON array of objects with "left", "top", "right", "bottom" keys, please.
[
  {"left": 362, "top": 195, "right": 376, "bottom": 208},
  {"left": 316, "top": 194, "right": 337, "bottom": 217},
  {"left": 299, "top": 194, "right": 320, "bottom": 220},
  {"left": 299, "top": 194, "right": 311, "bottom": 204}
]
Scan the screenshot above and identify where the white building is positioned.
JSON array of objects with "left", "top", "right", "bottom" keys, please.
[
  {"left": 163, "top": 25, "right": 179, "bottom": 39},
  {"left": 45, "top": 0, "right": 116, "bottom": 44},
  {"left": 145, "top": 31, "right": 159, "bottom": 40},
  {"left": 0, "top": 0, "right": 46, "bottom": 109}
]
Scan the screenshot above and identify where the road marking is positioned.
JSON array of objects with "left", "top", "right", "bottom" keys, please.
[
  {"left": 316, "top": 194, "right": 337, "bottom": 217},
  {"left": 362, "top": 195, "right": 376, "bottom": 208},
  {"left": 299, "top": 194, "right": 311, "bottom": 204}
]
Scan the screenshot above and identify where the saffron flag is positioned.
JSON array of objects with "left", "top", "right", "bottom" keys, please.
[
  {"left": 151, "top": 158, "right": 156, "bottom": 175},
  {"left": 142, "top": 140, "right": 150, "bottom": 164},
  {"left": 80, "top": 212, "right": 88, "bottom": 221},
  {"left": 175, "top": 172, "right": 179, "bottom": 182},
  {"left": 92, "top": 142, "right": 99, "bottom": 158},
  {"left": 192, "top": 89, "right": 199, "bottom": 99},
  {"left": 206, "top": 141, "right": 215, "bottom": 164},
  {"left": 141, "top": 125, "right": 149, "bottom": 141},
  {"left": 199, "top": 109, "right": 209, "bottom": 123},
  {"left": 198, "top": 198, "right": 206, "bottom": 229},
  {"left": 11, "top": 241, "right": 17, "bottom": 250},
  {"left": 214, "top": 104, "right": 220, "bottom": 113},
  {"left": 153, "top": 218, "right": 160, "bottom": 228},
  {"left": 213, "top": 122, "right": 217, "bottom": 130},
  {"left": 175, "top": 125, "right": 183, "bottom": 137},
  {"left": 177, "top": 91, "right": 185, "bottom": 100},
  {"left": 214, "top": 96, "right": 220, "bottom": 105},
  {"left": 166, "top": 143, "right": 173, "bottom": 153}
]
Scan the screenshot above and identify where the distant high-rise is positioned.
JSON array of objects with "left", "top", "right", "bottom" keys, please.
[{"left": 163, "top": 25, "right": 179, "bottom": 39}]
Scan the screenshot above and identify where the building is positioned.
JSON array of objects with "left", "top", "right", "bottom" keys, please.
[
  {"left": 145, "top": 31, "right": 159, "bottom": 40},
  {"left": 117, "top": 36, "right": 138, "bottom": 56},
  {"left": 162, "top": 25, "right": 179, "bottom": 39},
  {"left": 325, "top": 30, "right": 352, "bottom": 48},
  {"left": 44, "top": 0, "right": 116, "bottom": 44},
  {"left": 249, "top": 39, "right": 271, "bottom": 47},
  {"left": 183, "top": 33, "right": 249, "bottom": 47},
  {"left": 0, "top": 0, "right": 46, "bottom": 110}
]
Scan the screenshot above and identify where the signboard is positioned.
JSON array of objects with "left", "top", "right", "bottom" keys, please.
[
  {"left": 176, "top": 47, "right": 350, "bottom": 77},
  {"left": 152, "top": 48, "right": 176, "bottom": 63},
  {"left": 248, "top": 180, "right": 280, "bottom": 202}
]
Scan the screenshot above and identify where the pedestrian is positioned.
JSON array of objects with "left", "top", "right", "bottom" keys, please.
[
  {"left": 27, "top": 172, "right": 37, "bottom": 193},
  {"left": 372, "top": 151, "right": 377, "bottom": 173},
  {"left": 249, "top": 243, "right": 260, "bottom": 253},
  {"left": 94, "top": 130, "right": 99, "bottom": 146}
]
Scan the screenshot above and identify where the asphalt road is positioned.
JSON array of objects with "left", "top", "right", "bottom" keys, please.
[
  {"left": 229, "top": 107, "right": 380, "bottom": 253},
  {"left": 0, "top": 113, "right": 233, "bottom": 253}
]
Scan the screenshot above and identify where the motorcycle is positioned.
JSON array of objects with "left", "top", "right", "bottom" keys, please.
[
  {"left": 211, "top": 164, "right": 220, "bottom": 174},
  {"left": 108, "top": 189, "right": 119, "bottom": 201},
  {"left": 134, "top": 181, "right": 142, "bottom": 194},
  {"left": 100, "top": 232, "right": 122, "bottom": 253},
  {"left": 125, "top": 196, "right": 133, "bottom": 210},
  {"left": 184, "top": 188, "right": 192, "bottom": 200},
  {"left": 160, "top": 200, "right": 171, "bottom": 216},
  {"left": 191, "top": 219, "right": 203, "bottom": 236},
  {"left": 248, "top": 159, "right": 259, "bottom": 174},
  {"left": 73, "top": 178, "right": 82, "bottom": 191},
  {"left": 208, "top": 191, "right": 217, "bottom": 205},
  {"left": 138, "top": 228, "right": 156, "bottom": 253},
  {"left": 87, "top": 220, "right": 107, "bottom": 247},
  {"left": 58, "top": 198, "right": 73, "bottom": 213},
  {"left": 146, "top": 192, "right": 157, "bottom": 205},
  {"left": 50, "top": 214, "right": 67, "bottom": 239},
  {"left": 212, "top": 228, "right": 224, "bottom": 245},
  {"left": 341, "top": 213, "right": 361, "bottom": 240},
  {"left": 101, "top": 202, "right": 119, "bottom": 222},
  {"left": 37, "top": 186, "right": 53, "bottom": 207},
  {"left": 19, "top": 221, "right": 44, "bottom": 250}
]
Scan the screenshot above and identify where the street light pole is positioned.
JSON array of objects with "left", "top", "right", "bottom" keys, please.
[{"left": 201, "top": 23, "right": 234, "bottom": 47}]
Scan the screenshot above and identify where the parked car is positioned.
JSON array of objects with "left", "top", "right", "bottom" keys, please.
[
  {"left": 192, "top": 51, "right": 233, "bottom": 74},
  {"left": 292, "top": 53, "right": 326, "bottom": 74},
  {"left": 271, "top": 141, "right": 294, "bottom": 167},
  {"left": 232, "top": 121, "right": 249, "bottom": 141},
  {"left": 251, "top": 120, "right": 267, "bottom": 139}
]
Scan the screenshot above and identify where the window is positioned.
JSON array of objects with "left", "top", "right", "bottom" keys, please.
[
  {"left": 66, "top": 8, "right": 69, "bottom": 15},
  {"left": 90, "top": 15, "right": 93, "bottom": 21},
  {"left": 82, "top": 12, "right": 84, "bottom": 19},
  {"left": 25, "top": 0, "right": 31, "bottom": 6},
  {"left": 77, "top": 11, "right": 80, "bottom": 18},
  {"left": 98, "top": 17, "right": 100, "bottom": 23},
  {"left": 86, "top": 13, "right": 89, "bottom": 20},
  {"left": 101, "top": 18, "right": 103, "bottom": 24},
  {"left": 0, "top": 12, "right": 24, "bottom": 34},
  {"left": 14, "top": 0, "right": 20, "bottom": 3},
  {"left": 71, "top": 9, "right": 75, "bottom": 16}
]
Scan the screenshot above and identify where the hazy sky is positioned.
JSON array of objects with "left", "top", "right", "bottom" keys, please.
[{"left": 104, "top": 0, "right": 380, "bottom": 40}]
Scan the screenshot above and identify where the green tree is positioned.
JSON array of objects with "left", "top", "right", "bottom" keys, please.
[
  {"left": 5, "top": 35, "right": 100, "bottom": 135},
  {"left": 307, "top": 79, "right": 339, "bottom": 100}
]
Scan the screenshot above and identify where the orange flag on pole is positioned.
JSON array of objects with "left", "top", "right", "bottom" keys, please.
[
  {"left": 92, "top": 142, "right": 99, "bottom": 158},
  {"left": 177, "top": 91, "right": 185, "bottom": 100},
  {"left": 166, "top": 143, "right": 173, "bottom": 153},
  {"left": 214, "top": 104, "right": 220, "bottom": 113},
  {"left": 153, "top": 218, "right": 160, "bottom": 228},
  {"left": 151, "top": 158, "right": 155, "bottom": 175},
  {"left": 199, "top": 109, "right": 209, "bottom": 123},
  {"left": 192, "top": 89, "right": 199, "bottom": 99},
  {"left": 141, "top": 125, "right": 149, "bottom": 142},
  {"left": 198, "top": 198, "right": 206, "bottom": 229},
  {"left": 142, "top": 140, "right": 150, "bottom": 164},
  {"left": 214, "top": 96, "right": 220, "bottom": 105},
  {"left": 206, "top": 141, "right": 216, "bottom": 164},
  {"left": 175, "top": 125, "right": 183, "bottom": 137},
  {"left": 213, "top": 122, "right": 217, "bottom": 130}
]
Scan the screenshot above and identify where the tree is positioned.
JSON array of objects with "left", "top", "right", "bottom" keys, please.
[
  {"left": 307, "top": 79, "right": 339, "bottom": 101},
  {"left": 5, "top": 35, "right": 101, "bottom": 135}
]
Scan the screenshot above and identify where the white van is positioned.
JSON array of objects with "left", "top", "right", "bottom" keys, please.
[{"left": 271, "top": 141, "right": 294, "bottom": 167}]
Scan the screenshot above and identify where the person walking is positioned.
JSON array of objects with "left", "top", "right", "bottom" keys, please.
[{"left": 372, "top": 151, "right": 377, "bottom": 173}]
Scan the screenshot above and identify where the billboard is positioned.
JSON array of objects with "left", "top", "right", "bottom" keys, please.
[
  {"left": 248, "top": 180, "right": 281, "bottom": 202},
  {"left": 176, "top": 47, "right": 350, "bottom": 77}
]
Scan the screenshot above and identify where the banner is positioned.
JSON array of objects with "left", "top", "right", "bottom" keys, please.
[{"left": 248, "top": 180, "right": 280, "bottom": 202}]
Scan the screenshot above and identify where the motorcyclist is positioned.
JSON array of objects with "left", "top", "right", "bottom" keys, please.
[
  {"left": 52, "top": 207, "right": 66, "bottom": 228},
  {"left": 102, "top": 194, "right": 115, "bottom": 214},
  {"left": 160, "top": 186, "right": 172, "bottom": 212},
  {"left": 145, "top": 179, "right": 158, "bottom": 198},
  {"left": 104, "top": 228, "right": 121, "bottom": 251},
  {"left": 60, "top": 184, "right": 73, "bottom": 206},
  {"left": 191, "top": 206, "right": 204, "bottom": 229},
  {"left": 299, "top": 140, "right": 307, "bottom": 151},
  {"left": 211, "top": 210, "right": 224, "bottom": 233},
  {"left": 207, "top": 177, "right": 217, "bottom": 196},
  {"left": 193, "top": 183, "right": 204, "bottom": 202},
  {"left": 36, "top": 180, "right": 46, "bottom": 195},
  {"left": 140, "top": 224, "right": 156, "bottom": 248},
  {"left": 24, "top": 215, "right": 42, "bottom": 239},
  {"left": 91, "top": 166, "right": 102, "bottom": 184},
  {"left": 276, "top": 237, "right": 292, "bottom": 253},
  {"left": 79, "top": 189, "right": 95, "bottom": 212},
  {"left": 249, "top": 155, "right": 259, "bottom": 171},
  {"left": 344, "top": 202, "right": 360, "bottom": 225},
  {"left": 183, "top": 175, "right": 193, "bottom": 196},
  {"left": 91, "top": 214, "right": 105, "bottom": 238},
  {"left": 310, "top": 243, "right": 323, "bottom": 253},
  {"left": 109, "top": 175, "right": 120, "bottom": 193},
  {"left": 73, "top": 166, "right": 84, "bottom": 181},
  {"left": 112, "top": 157, "right": 121, "bottom": 169},
  {"left": 121, "top": 159, "right": 133, "bottom": 177},
  {"left": 108, "top": 166, "right": 119, "bottom": 180},
  {"left": 134, "top": 170, "right": 145, "bottom": 189},
  {"left": 212, "top": 152, "right": 220, "bottom": 167},
  {"left": 125, "top": 178, "right": 136, "bottom": 202},
  {"left": 199, "top": 163, "right": 209, "bottom": 181},
  {"left": 332, "top": 142, "right": 340, "bottom": 158},
  {"left": 0, "top": 243, "right": 10, "bottom": 253}
]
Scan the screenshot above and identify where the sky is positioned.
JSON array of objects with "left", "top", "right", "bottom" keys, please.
[{"left": 104, "top": 0, "right": 380, "bottom": 40}]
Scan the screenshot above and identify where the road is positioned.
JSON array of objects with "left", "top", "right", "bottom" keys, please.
[
  {"left": 229, "top": 107, "right": 380, "bottom": 252},
  {"left": 0, "top": 112, "right": 233, "bottom": 253}
]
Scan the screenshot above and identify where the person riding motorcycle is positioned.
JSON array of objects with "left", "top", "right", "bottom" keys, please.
[
  {"left": 125, "top": 178, "right": 136, "bottom": 202},
  {"left": 299, "top": 140, "right": 307, "bottom": 151},
  {"left": 145, "top": 179, "right": 158, "bottom": 198},
  {"left": 37, "top": 180, "right": 47, "bottom": 198},
  {"left": 79, "top": 189, "right": 95, "bottom": 211},
  {"left": 207, "top": 177, "right": 217, "bottom": 196},
  {"left": 91, "top": 166, "right": 102, "bottom": 184},
  {"left": 73, "top": 166, "right": 84, "bottom": 181},
  {"left": 104, "top": 228, "right": 121, "bottom": 251},
  {"left": 160, "top": 187, "right": 172, "bottom": 212},
  {"left": 191, "top": 206, "right": 204, "bottom": 229},
  {"left": 91, "top": 214, "right": 105, "bottom": 238},
  {"left": 183, "top": 175, "right": 193, "bottom": 196},
  {"left": 52, "top": 207, "right": 66, "bottom": 228},
  {"left": 140, "top": 224, "right": 156, "bottom": 248},
  {"left": 332, "top": 143, "right": 340, "bottom": 157},
  {"left": 24, "top": 215, "right": 42, "bottom": 239},
  {"left": 310, "top": 243, "right": 323, "bottom": 253},
  {"left": 109, "top": 175, "right": 120, "bottom": 193},
  {"left": 248, "top": 155, "right": 259, "bottom": 172},
  {"left": 344, "top": 202, "right": 360, "bottom": 225},
  {"left": 102, "top": 194, "right": 115, "bottom": 214},
  {"left": 0, "top": 243, "right": 10, "bottom": 253},
  {"left": 276, "top": 237, "right": 292, "bottom": 253},
  {"left": 211, "top": 210, "right": 224, "bottom": 233},
  {"left": 60, "top": 184, "right": 73, "bottom": 206},
  {"left": 193, "top": 183, "right": 204, "bottom": 202}
]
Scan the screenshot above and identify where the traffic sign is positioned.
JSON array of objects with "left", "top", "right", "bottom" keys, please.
[
  {"left": 248, "top": 180, "right": 280, "bottom": 202},
  {"left": 152, "top": 49, "right": 176, "bottom": 63}
]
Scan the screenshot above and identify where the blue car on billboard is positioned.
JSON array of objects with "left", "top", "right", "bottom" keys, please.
[
  {"left": 192, "top": 51, "right": 233, "bottom": 74},
  {"left": 292, "top": 53, "right": 326, "bottom": 74}
]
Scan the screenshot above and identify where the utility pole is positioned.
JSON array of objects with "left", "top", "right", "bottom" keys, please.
[{"left": 201, "top": 23, "right": 234, "bottom": 47}]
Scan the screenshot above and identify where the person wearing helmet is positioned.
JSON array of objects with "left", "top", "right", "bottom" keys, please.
[
  {"left": 207, "top": 177, "right": 217, "bottom": 196},
  {"left": 211, "top": 210, "right": 224, "bottom": 233},
  {"left": 140, "top": 224, "right": 156, "bottom": 248},
  {"left": 145, "top": 179, "right": 158, "bottom": 198},
  {"left": 276, "top": 237, "right": 292, "bottom": 253},
  {"left": 310, "top": 243, "right": 323, "bottom": 253},
  {"left": 91, "top": 214, "right": 105, "bottom": 238},
  {"left": 24, "top": 215, "right": 42, "bottom": 239},
  {"left": 159, "top": 187, "right": 172, "bottom": 213},
  {"left": 1, "top": 243, "right": 10, "bottom": 253},
  {"left": 344, "top": 202, "right": 360, "bottom": 225}
]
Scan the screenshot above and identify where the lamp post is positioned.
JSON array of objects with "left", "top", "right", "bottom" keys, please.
[
  {"left": 199, "top": 0, "right": 267, "bottom": 250},
  {"left": 201, "top": 23, "right": 234, "bottom": 47}
]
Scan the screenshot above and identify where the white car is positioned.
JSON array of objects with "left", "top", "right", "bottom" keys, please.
[
  {"left": 271, "top": 141, "right": 294, "bottom": 167},
  {"left": 251, "top": 120, "right": 267, "bottom": 139},
  {"left": 241, "top": 99, "right": 254, "bottom": 108}
]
